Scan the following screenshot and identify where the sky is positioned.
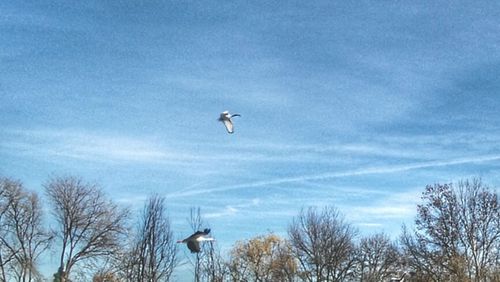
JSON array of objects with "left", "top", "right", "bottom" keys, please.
[{"left": 1, "top": 0, "right": 500, "bottom": 280}]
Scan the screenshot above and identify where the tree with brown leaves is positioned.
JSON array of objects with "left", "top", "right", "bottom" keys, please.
[{"left": 229, "top": 233, "right": 297, "bottom": 282}]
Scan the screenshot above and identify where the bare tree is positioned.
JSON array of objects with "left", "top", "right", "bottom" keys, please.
[
  {"left": 186, "top": 207, "right": 204, "bottom": 282},
  {"left": 400, "top": 179, "right": 499, "bottom": 281},
  {"left": 288, "top": 206, "right": 357, "bottom": 282},
  {"left": 355, "top": 233, "right": 399, "bottom": 282},
  {"left": 0, "top": 178, "right": 18, "bottom": 282},
  {"left": 202, "top": 244, "right": 230, "bottom": 282},
  {"left": 0, "top": 178, "right": 16, "bottom": 281},
  {"left": 455, "top": 179, "right": 499, "bottom": 280},
  {"left": 400, "top": 225, "right": 447, "bottom": 282},
  {"left": 229, "top": 233, "right": 297, "bottom": 282},
  {"left": 183, "top": 207, "right": 229, "bottom": 282},
  {"left": 122, "top": 194, "right": 178, "bottom": 281},
  {"left": 45, "top": 176, "right": 128, "bottom": 281},
  {"left": 400, "top": 182, "right": 468, "bottom": 281},
  {"left": 0, "top": 177, "right": 52, "bottom": 282}
]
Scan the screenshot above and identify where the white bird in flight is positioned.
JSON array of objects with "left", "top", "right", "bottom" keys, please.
[
  {"left": 176, "top": 228, "right": 215, "bottom": 253},
  {"left": 219, "top": 111, "right": 241, "bottom": 134}
]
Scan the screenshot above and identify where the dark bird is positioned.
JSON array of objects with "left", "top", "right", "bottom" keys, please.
[
  {"left": 177, "top": 228, "right": 214, "bottom": 253},
  {"left": 219, "top": 111, "right": 241, "bottom": 134}
]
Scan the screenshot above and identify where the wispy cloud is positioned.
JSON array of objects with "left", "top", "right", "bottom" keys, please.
[
  {"left": 115, "top": 195, "right": 148, "bottom": 205},
  {"left": 342, "top": 188, "right": 423, "bottom": 233},
  {"left": 0, "top": 129, "right": 346, "bottom": 166},
  {"left": 5, "top": 127, "right": 500, "bottom": 171},
  {"left": 166, "top": 154, "right": 500, "bottom": 198},
  {"left": 1, "top": 129, "right": 292, "bottom": 166},
  {"left": 353, "top": 206, "right": 415, "bottom": 220},
  {"left": 356, "top": 223, "right": 384, "bottom": 228},
  {"left": 1, "top": 129, "right": 174, "bottom": 163},
  {"left": 204, "top": 198, "right": 261, "bottom": 219}
]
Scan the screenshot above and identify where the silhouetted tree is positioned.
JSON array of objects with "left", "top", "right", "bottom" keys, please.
[
  {"left": 400, "top": 179, "right": 499, "bottom": 281},
  {"left": 0, "top": 177, "right": 52, "bottom": 282},
  {"left": 229, "top": 233, "right": 297, "bottom": 281},
  {"left": 0, "top": 178, "right": 13, "bottom": 282},
  {"left": 122, "top": 195, "right": 177, "bottom": 281},
  {"left": 288, "top": 206, "right": 357, "bottom": 282},
  {"left": 45, "top": 176, "right": 128, "bottom": 282},
  {"left": 183, "top": 208, "right": 229, "bottom": 282},
  {"left": 355, "top": 233, "right": 399, "bottom": 282},
  {"left": 202, "top": 244, "right": 230, "bottom": 282},
  {"left": 187, "top": 207, "right": 204, "bottom": 282}
]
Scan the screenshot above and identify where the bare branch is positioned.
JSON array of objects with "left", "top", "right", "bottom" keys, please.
[
  {"left": 400, "top": 179, "right": 499, "bottom": 281},
  {"left": 44, "top": 176, "right": 128, "bottom": 281},
  {"left": 288, "top": 206, "right": 357, "bottom": 282},
  {"left": 117, "top": 194, "right": 177, "bottom": 282},
  {"left": 0, "top": 177, "right": 52, "bottom": 282}
]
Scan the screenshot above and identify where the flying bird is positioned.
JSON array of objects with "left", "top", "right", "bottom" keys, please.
[
  {"left": 219, "top": 111, "right": 241, "bottom": 134},
  {"left": 177, "top": 228, "right": 214, "bottom": 253}
]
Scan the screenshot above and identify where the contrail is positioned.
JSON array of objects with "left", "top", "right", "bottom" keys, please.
[{"left": 166, "top": 154, "right": 500, "bottom": 198}]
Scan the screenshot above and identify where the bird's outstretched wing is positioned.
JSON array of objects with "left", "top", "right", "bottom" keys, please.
[
  {"left": 219, "top": 111, "right": 240, "bottom": 134},
  {"left": 222, "top": 119, "right": 234, "bottom": 134},
  {"left": 187, "top": 241, "right": 201, "bottom": 253}
]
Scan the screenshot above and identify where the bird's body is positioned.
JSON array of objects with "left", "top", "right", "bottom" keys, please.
[
  {"left": 177, "top": 228, "right": 214, "bottom": 253},
  {"left": 219, "top": 111, "right": 241, "bottom": 134}
]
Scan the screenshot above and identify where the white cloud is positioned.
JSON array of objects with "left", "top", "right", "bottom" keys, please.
[
  {"left": 356, "top": 222, "right": 384, "bottom": 228},
  {"left": 166, "top": 154, "right": 500, "bottom": 198},
  {"left": 115, "top": 195, "right": 148, "bottom": 205},
  {"left": 204, "top": 198, "right": 261, "bottom": 219},
  {"left": 1, "top": 128, "right": 263, "bottom": 166},
  {"left": 342, "top": 187, "right": 423, "bottom": 230},
  {"left": 353, "top": 206, "right": 415, "bottom": 219}
]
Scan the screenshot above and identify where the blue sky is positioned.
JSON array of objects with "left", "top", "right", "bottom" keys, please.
[{"left": 2, "top": 0, "right": 500, "bottom": 279}]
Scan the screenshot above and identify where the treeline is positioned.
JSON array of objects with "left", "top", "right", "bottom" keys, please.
[{"left": 0, "top": 176, "right": 498, "bottom": 282}]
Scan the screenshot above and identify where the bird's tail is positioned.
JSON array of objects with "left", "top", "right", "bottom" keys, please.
[{"left": 204, "top": 228, "right": 211, "bottom": 234}]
